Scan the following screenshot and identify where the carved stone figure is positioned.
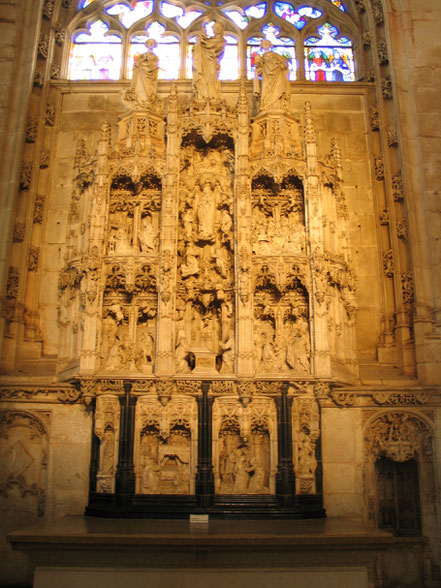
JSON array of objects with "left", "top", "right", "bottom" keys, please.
[
  {"left": 192, "top": 22, "right": 225, "bottom": 101},
  {"left": 196, "top": 181, "right": 216, "bottom": 241},
  {"left": 138, "top": 215, "right": 156, "bottom": 253},
  {"left": 131, "top": 40, "right": 159, "bottom": 105},
  {"left": 220, "top": 330, "right": 234, "bottom": 373},
  {"left": 254, "top": 41, "right": 291, "bottom": 112},
  {"left": 181, "top": 244, "right": 199, "bottom": 278},
  {"left": 101, "top": 429, "right": 115, "bottom": 475},
  {"left": 175, "top": 326, "right": 189, "bottom": 373},
  {"left": 113, "top": 227, "right": 132, "bottom": 254}
]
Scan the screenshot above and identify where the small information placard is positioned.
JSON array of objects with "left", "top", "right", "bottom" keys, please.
[{"left": 189, "top": 514, "right": 209, "bottom": 524}]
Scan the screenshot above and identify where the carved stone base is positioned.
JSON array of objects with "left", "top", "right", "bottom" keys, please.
[{"left": 191, "top": 348, "right": 219, "bottom": 375}]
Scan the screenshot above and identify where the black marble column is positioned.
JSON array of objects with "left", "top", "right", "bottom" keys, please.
[
  {"left": 195, "top": 381, "right": 215, "bottom": 509},
  {"left": 88, "top": 398, "right": 100, "bottom": 496},
  {"left": 115, "top": 381, "right": 137, "bottom": 509},
  {"left": 275, "top": 383, "right": 296, "bottom": 508}
]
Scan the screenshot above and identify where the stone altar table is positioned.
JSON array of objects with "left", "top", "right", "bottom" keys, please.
[{"left": 8, "top": 516, "right": 396, "bottom": 588}]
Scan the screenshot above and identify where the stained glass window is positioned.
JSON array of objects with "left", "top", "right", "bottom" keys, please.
[
  {"left": 274, "top": 3, "right": 322, "bottom": 30},
  {"left": 186, "top": 26, "right": 239, "bottom": 80},
  {"left": 304, "top": 23, "right": 355, "bottom": 81},
  {"left": 329, "top": 0, "right": 345, "bottom": 11},
  {"left": 105, "top": 2, "right": 153, "bottom": 28},
  {"left": 128, "top": 23, "right": 179, "bottom": 79},
  {"left": 71, "top": 1, "right": 358, "bottom": 83},
  {"left": 222, "top": 2, "right": 266, "bottom": 28},
  {"left": 160, "top": 2, "right": 203, "bottom": 29},
  {"left": 247, "top": 24, "right": 296, "bottom": 80},
  {"left": 70, "top": 20, "right": 122, "bottom": 80}
]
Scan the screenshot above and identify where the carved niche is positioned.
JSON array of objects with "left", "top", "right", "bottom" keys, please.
[
  {"left": 292, "top": 394, "right": 320, "bottom": 494},
  {"left": 134, "top": 388, "right": 198, "bottom": 494},
  {"left": 94, "top": 394, "right": 120, "bottom": 493},
  {"left": 251, "top": 174, "right": 306, "bottom": 256},
  {"left": 363, "top": 411, "right": 435, "bottom": 532},
  {"left": 175, "top": 135, "right": 235, "bottom": 374},
  {"left": 100, "top": 172, "right": 160, "bottom": 373},
  {"left": 253, "top": 262, "right": 311, "bottom": 374},
  {"left": 0, "top": 411, "right": 49, "bottom": 532},
  {"left": 213, "top": 392, "right": 277, "bottom": 495}
]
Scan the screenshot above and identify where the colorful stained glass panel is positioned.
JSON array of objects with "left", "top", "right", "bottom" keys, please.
[
  {"left": 70, "top": 43, "right": 122, "bottom": 80},
  {"left": 274, "top": 3, "right": 322, "bottom": 30},
  {"left": 305, "top": 23, "right": 351, "bottom": 46},
  {"left": 329, "top": 0, "right": 345, "bottom": 11},
  {"left": 305, "top": 47, "right": 354, "bottom": 81},
  {"left": 222, "top": 9, "right": 249, "bottom": 30},
  {"left": 105, "top": 2, "right": 153, "bottom": 28},
  {"left": 247, "top": 34, "right": 296, "bottom": 80},
  {"left": 70, "top": 20, "right": 122, "bottom": 80},
  {"left": 244, "top": 3, "right": 266, "bottom": 19},
  {"left": 160, "top": 2, "right": 203, "bottom": 28}
]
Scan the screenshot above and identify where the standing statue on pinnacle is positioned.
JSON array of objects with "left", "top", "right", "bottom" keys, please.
[
  {"left": 254, "top": 40, "right": 291, "bottom": 112},
  {"left": 131, "top": 39, "right": 159, "bottom": 105},
  {"left": 192, "top": 21, "right": 226, "bottom": 101}
]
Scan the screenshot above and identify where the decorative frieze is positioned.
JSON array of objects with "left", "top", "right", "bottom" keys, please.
[
  {"left": 329, "top": 390, "right": 356, "bottom": 407},
  {"left": 372, "top": 390, "right": 428, "bottom": 405},
  {"left": 45, "top": 103, "right": 56, "bottom": 126}
]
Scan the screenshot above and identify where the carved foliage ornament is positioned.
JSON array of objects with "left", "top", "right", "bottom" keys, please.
[
  {"left": 369, "top": 107, "right": 380, "bottom": 131},
  {"left": 365, "top": 412, "right": 432, "bottom": 463}
]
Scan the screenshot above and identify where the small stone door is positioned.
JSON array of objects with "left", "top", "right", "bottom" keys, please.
[{"left": 376, "top": 457, "right": 422, "bottom": 536}]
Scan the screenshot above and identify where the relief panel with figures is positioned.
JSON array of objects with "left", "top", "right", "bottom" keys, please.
[{"left": 175, "top": 138, "right": 235, "bottom": 375}]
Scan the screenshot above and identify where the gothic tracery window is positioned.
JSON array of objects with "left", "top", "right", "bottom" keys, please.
[{"left": 68, "top": 0, "right": 358, "bottom": 82}]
